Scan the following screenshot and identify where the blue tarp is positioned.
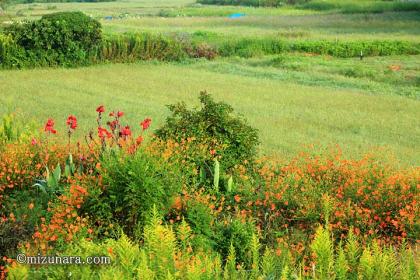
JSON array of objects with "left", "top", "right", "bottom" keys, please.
[{"left": 228, "top": 13, "right": 246, "bottom": 19}]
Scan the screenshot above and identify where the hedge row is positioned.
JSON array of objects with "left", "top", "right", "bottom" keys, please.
[{"left": 196, "top": 0, "right": 420, "bottom": 13}]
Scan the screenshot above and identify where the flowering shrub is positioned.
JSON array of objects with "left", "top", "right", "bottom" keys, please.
[
  {"left": 155, "top": 92, "right": 260, "bottom": 172},
  {"left": 0, "top": 98, "right": 419, "bottom": 279},
  {"left": 0, "top": 107, "right": 152, "bottom": 278},
  {"left": 82, "top": 149, "right": 184, "bottom": 238},
  {"left": 232, "top": 149, "right": 420, "bottom": 246}
]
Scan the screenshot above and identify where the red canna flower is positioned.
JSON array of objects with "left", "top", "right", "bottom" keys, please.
[
  {"left": 96, "top": 105, "right": 105, "bottom": 113},
  {"left": 140, "top": 118, "right": 152, "bottom": 130},
  {"left": 120, "top": 126, "right": 131, "bottom": 137},
  {"left": 66, "top": 115, "right": 77, "bottom": 130},
  {"left": 44, "top": 118, "right": 57, "bottom": 134},
  {"left": 109, "top": 112, "right": 115, "bottom": 117},
  {"left": 117, "top": 111, "right": 124, "bottom": 118},
  {"left": 31, "top": 138, "right": 38, "bottom": 145}
]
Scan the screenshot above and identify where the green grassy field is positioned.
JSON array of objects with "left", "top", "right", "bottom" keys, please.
[
  {"left": 0, "top": 61, "right": 419, "bottom": 166},
  {"left": 0, "top": 0, "right": 419, "bottom": 166}
]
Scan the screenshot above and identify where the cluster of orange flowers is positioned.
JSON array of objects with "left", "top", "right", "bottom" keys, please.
[
  {"left": 31, "top": 185, "right": 90, "bottom": 254},
  {"left": 240, "top": 150, "right": 419, "bottom": 245},
  {"left": 165, "top": 147, "right": 418, "bottom": 265}
]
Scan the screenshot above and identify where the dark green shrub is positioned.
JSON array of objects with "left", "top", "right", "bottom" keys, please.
[
  {"left": 81, "top": 150, "right": 183, "bottom": 238},
  {"left": 184, "top": 200, "right": 214, "bottom": 237},
  {"left": 155, "top": 92, "right": 260, "bottom": 171},
  {"left": 182, "top": 200, "right": 216, "bottom": 251},
  {"left": 214, "top": 218, "right": 256, "bottom": 267},
  {"left": 3, "top": 11, "right": 101, "bottom": 67},
  {"left": 39, "top": 11, "right": 102, "bottom": 51}
]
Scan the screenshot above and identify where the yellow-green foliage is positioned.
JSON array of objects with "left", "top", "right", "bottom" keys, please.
[
  {"left": 249, "top": 233, "right": 260, "bottom": 279},
  {"left": 335, "top": 242, "right": 349, "bottom": 280},
  {"left": 0, "top": 112, "right": 37, "bottom": 145},
  {"left": 261, "top": 247, "right": 276, "bottom": 279},
  {"left": 358, "top": 246, "right": 374, "bottom": 280},
  {"left": 143, "top": 206, "right": 177, "bottom": 278},
  {"left": 7, "top": 217, "right": 419, "bottom": 280},
  {"left": 345, "top": 228, "right": 361, "bottom": 276},
  {"left": 223, "top": 242, "right": 237, "bottom": 280},
  {"left": 310, "top": 225, "right": 334, "bottom": 279},
  {"left": 399, "top": 243, "right": 419, "bottom": 280}
]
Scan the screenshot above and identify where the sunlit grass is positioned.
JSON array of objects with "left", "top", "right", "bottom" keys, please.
[{"left": 0, "top": 62, "right": 418, "bottom": 166}]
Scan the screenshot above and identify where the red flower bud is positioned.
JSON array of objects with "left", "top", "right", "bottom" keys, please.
[
  {"left": 140, "top": 118, "right": 152, "bottom": 131},
  {"left": 121, "top": 126, "right": 131, "bottom": 137},
  {"left": 66, "top": 115, "right": 77, "bottom": 130},
  {"left": 96, "top": 105, "right": 105, "bottom": 113},
  {"left": 44, "top": 118, "right": 57, "bottom": 134}
]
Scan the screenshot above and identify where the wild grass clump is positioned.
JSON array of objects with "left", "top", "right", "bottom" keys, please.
[{"left": 97, "top": 33, "right": 189, "bottom": 63}]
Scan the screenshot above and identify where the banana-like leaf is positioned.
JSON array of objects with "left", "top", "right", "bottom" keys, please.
[
  {"left": 213, "top": 159, "right": 220, "bottom": 192},
  {"left": 199, "top": 166, "right": 206, "bottom": 184},
  {"left": 53, "top": 164, "right": 61, "bottom": 182},
  {"left": 227, "top": 176, "right": 234, "bottom": 193}
]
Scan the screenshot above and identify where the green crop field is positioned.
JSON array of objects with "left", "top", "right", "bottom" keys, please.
[{"left": 1, "top": 57, "right": 419, "bottom": 165}]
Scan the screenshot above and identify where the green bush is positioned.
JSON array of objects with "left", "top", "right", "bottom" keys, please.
[
  {"left": 3, "top": 11, "right": 101, "bottom": 67},
  {"left": 155, "top": 92, "right": 260, "bottom": 172},
  {"left": 214, "top": 218, "right": 257, "bottom": 268},
  {"left": 0, "top": 33, "right": 27, "bottom": 68},
  {"left": 81, "top": 150, "right": 183, "bottom": 238}
]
